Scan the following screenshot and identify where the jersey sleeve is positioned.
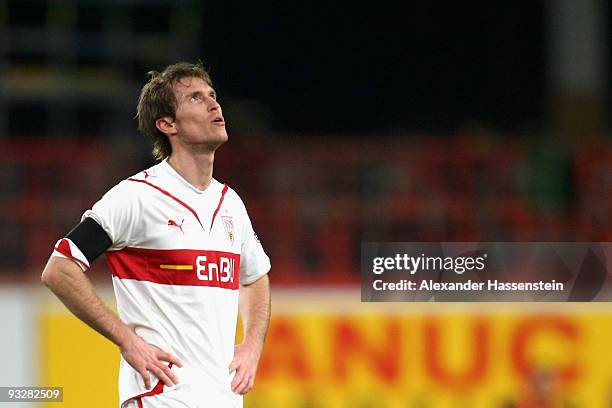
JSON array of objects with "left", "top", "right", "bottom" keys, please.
[
  {"left": 51, "top": 217, "right": 112, "bottom": 270},
  {"left": 51, "top": 180, "right": 142, "bottom": 269},
  {"left": 238, "top": 199, "right": 271, "bottom": 285},
  {"left": 82, "top": 180, "right": 142, "bottom": 251}
]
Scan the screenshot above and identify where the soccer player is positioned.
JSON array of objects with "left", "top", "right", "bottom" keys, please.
[{"left": 41, "top": 62, "right": 271, "bottom": 407}]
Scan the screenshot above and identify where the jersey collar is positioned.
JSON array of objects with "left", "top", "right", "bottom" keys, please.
[{"left": 160, "top": 159, "right": 220, "bottom": 195}]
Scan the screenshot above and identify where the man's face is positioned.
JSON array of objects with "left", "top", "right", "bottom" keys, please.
[{"left": 170, "top": 76, "right": 227, "bottom": 150}]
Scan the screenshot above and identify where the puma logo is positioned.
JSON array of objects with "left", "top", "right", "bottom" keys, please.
[{"left": 168, "top": 219, "right": 185, "bottom": 235}]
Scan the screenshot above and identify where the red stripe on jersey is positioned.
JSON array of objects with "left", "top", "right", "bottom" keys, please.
[
  {"left": 55, "top": 238, "right": 89, "bottom": 269},
  {"left": 210, "top": 184, "right": 228, "bottom": 231},
  {"left": 127, "top": 178, "right": 204, "bottom": 231},
  {"left": 106, "top": 247, "right": 240, "bottom": 289},
  {"left": 55, "top": 238, "right": 73, "bottom": 258},
  {"left": 122, "top": 363, "right": 173, "bottom": 407}
]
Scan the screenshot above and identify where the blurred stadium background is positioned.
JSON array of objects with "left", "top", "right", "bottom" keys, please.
[{"left": 0, "top": 1, "right": 611, "bottom": 407}]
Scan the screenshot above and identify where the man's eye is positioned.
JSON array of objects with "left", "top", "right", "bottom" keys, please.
[{"left": 190, "top": 95, "right": 200, "bottom": 102}]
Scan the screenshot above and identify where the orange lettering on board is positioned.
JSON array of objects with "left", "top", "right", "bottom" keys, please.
[
  {"left": 258, "top": 317, "right": 310, "bottom": 379},
  {"left": 331, "top": 317, "right": 402, "bottom": 383},
  {"left": 423, "top": 317, "right": 489, "bottom": 390},
  {"left": 511, "top": 316, "right": 581, "bottom": 385}
]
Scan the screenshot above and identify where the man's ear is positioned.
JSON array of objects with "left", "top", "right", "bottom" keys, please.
[{"left": 156, "top": 117, "right": 176, "bottom": 136}]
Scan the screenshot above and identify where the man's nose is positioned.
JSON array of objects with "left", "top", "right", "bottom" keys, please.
[{"left": 207, "top": 97, "right": 221, "bottom": 112}]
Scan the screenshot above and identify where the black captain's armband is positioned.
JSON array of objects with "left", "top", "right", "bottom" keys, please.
[{"left": 65, "top": 217, "right": 112, "bottom": 265}]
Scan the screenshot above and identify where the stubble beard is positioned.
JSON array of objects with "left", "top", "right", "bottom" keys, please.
[{"left": 192, "top": 130, "right": 228, "bottom": 154}]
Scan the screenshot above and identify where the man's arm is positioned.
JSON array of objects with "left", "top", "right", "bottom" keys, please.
[
  {"left": 41, "top": 256, "right": 183, "bottom": 389},
  {"left": 229, "top": 274, "right": 271, "bottom": 395}
]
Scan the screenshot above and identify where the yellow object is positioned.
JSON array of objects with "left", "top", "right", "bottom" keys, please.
[
  {"left": 159, "top": 264, "right": 193, "bottom": 270},
  {"left": 40, "top": 298, "right": 612, "bottom": 408},
  {"left": 40, "top": 309, "right": 119, "bottom": 407}
]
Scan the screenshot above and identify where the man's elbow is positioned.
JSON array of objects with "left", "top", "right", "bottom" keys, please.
[
  {"left": 41, "top": 261, "right": 59, "bottom": 288},
  {"left": 41, "top": 258, "right": 76, "bottom": 288}
]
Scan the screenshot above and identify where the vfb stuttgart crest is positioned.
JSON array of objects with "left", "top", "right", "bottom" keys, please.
[{"left": 221, "top": 216, "right": 235, "bottom": 245}]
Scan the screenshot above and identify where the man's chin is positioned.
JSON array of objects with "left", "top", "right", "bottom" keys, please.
[
  {"left": 202, "top": 134, "right": 228, "bottom": 151},
  {"left": 214, "top": 132, "right": 229, "bottom": 147}
]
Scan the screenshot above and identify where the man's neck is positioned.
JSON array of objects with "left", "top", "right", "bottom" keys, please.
[{"left": 166, "top": 150, "right": 215, "bottom": 191}]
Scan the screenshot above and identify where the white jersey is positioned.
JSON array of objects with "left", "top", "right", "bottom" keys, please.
[{"left": 52, "top": 160, "right": 271, "bottom": 407}]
